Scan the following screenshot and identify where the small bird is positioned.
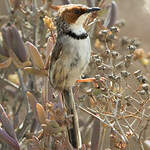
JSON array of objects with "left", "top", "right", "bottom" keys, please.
[{"left": 49, "top": 4, "right": 100, "bottom": 149}]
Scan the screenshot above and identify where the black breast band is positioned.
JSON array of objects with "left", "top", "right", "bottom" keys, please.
[{"left": 64, "top": 30, "right": 88, "bottom": 40}]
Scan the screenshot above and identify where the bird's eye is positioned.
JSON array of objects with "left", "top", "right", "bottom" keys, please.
[{"left": 74, "top": 9, "right": 81, "bottom": 15}]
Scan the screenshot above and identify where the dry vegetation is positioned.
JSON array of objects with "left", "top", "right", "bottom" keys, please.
[{"left": 0, "top": 0, "right": 150, "bottom": 150}]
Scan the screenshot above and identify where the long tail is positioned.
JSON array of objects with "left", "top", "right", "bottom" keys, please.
[{"left": 62, "top": 89, "right": 82, "bottom": 149}]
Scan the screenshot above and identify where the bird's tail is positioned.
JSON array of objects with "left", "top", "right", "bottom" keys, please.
[{"left": 62, "top": 89, "right": 82, "bottom": 149}]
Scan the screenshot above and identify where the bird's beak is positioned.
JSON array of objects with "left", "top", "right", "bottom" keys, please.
[{"left": 86, "top": 7, "right": 101, "bottom": 13}]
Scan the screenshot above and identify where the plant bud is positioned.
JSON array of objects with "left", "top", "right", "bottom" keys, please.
[{"left": 1, "top": 24, "right": 27, "bottom": 62}]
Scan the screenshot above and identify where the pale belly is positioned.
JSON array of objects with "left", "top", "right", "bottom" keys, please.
[{"left": 64, "top": 36, "right": 91, "bottom": 87}]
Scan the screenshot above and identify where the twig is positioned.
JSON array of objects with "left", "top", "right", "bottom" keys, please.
[
  {"left": 17, "top": 69, "right": 29, "bottom": 112},
  {"left": 123, "top": 117, "right": 139, "bottom": 139},
  {"left": 0, "top": 77, "right": 19, "bottom": 89},
  {"left": 139, "top": 119, "right": 150, "bottom": 142},
  {"left": 79, "top": 106, "right": 127, "bottom": 143},
  {"left": 115, "top": 119, "right": 128, "bottom": 143},
  {"left": 17, "top": 69, "right": 27, "bottom": 96}
]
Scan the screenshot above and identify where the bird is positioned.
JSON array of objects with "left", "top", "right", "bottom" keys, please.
[{"left": 49, "top": 4, "right": 100, "bottom": 149}]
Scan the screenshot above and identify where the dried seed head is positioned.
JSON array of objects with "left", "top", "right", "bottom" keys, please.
[
  {"left": 98, "top": 65, "right": 106, "bottom": 71},
  {"left": 142, "top": 84, "right": 149, "bottom": 92},
  {"left": 121, "top": 70, "right": 130, "bottom": 78},
  {"left": 136, "top": 75, "right": 147, "bottom": 83},
  {"left": 128, "top": 45, "right": 136, "bottom": 53},
  {"left": 125, "top": 55, "right": 132, "bottom": 68},
  {"left": 126, "top": 54, "right": 132, "bottom": 60},
  {"left": 105, "top": 49, "right": 111, "bottom": 57},
  {"left": 95, "top": 58, "right": 102, "bottom": 66},
  {"left": 92, "top": 54, "right": 99, "bottom": 59},
  {"left": 134, "top": 70, "right": 141, "bottom": 77},
  {"left": 95, "top": 74, "right": 101, "bottom": 80},
  {"left": 111, "top": 51, "right": 119, "bottom": 58},
  {"left": 108, "top": 74, "right": 115, "bottom": 81},
  {"left": 130, "top": 39, "right": 141, "bottom": 48},
  {"left": 110, "top": 26, "right": 119, "bottom": 33},
  {"left": 138, "top": 90, "right": 146, "bottom": 95}
]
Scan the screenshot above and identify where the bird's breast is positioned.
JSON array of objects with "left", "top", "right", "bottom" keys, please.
[{"left": 67, "top": 36, "right": 91, "bottom": 70}]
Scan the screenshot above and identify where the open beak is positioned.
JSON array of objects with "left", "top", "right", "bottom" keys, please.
[{"left": 86, "top": 7, "right": 101, "bottom": 13}]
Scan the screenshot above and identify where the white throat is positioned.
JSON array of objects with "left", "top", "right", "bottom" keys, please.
[
  {"left": 70, "top": 24, "right": 86, "bottom": 35},
  {"left": 69, "top": 13, "right": 89, "bottom": 35}
]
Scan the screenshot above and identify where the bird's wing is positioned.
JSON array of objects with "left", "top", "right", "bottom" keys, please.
[
  {"left": 49, "top": 37, "right": 69, "bottom": 90},
  {"left": 49, "top": 38, "right": 63, "bottom": 69}
]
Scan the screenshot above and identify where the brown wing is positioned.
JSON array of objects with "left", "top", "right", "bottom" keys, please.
[
  {"left": 49, "top": 38, "right": 68, "bottom": 90},
  {"left": 49, "top": 38, "right": 63, "bottom": 69}
]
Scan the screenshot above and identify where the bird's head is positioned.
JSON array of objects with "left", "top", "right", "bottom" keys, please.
[
  {"left": 58, "top": 4, "right": 100, "bottom": 25},
  {"left": 51, "top": 4, "right": 100, "bottom": 30}
]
